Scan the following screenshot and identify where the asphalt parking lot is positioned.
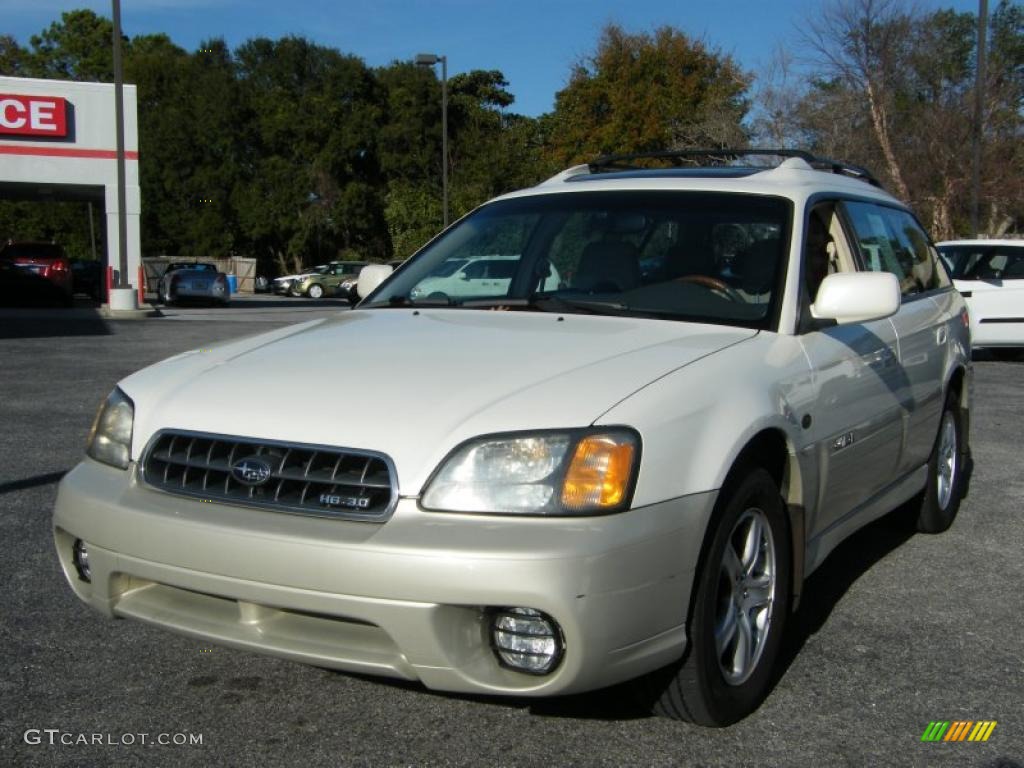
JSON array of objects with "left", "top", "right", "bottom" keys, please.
[{"left": 1, "top": 298, "right": 1021, "bottom": 768}]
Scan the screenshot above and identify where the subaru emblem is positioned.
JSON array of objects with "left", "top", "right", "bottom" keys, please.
[{"left": 231, "top": 457, "right": 273, "bottom": 486}]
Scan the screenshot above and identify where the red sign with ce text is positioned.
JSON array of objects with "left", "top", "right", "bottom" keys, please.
[{"left": 0, "top": 94, "right": 69, "bottom": 137}]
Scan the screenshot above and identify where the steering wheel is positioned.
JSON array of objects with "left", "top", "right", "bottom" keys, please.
[{"left": 675, "top": 274, "right": 744, "bottom": 302}]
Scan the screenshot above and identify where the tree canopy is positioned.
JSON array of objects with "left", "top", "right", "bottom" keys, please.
[
  {"left": 544, "top": 25, "right": 751, "bottom": 167},
  {"left": 776, "top": 0, "right": 1024, "bottom": 238},
  {"left": 0, "top": 6, "right": 1019, "bottom": 272}
]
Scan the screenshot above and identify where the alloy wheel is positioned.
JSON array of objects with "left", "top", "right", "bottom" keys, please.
[
  {"left": 714, "top": 507, "right": 777, "bottom": 686},
  {"left": 936, "top": 411, "right": 958, "bottom": 511}
]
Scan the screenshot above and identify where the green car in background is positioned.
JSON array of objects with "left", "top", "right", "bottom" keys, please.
[{"left": 291, "top": 261, "right": 368, "bottom": 299}]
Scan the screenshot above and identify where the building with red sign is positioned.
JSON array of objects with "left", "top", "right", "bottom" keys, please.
[{"left": 0, "top": 76, "right": 141, "bottom": 296}]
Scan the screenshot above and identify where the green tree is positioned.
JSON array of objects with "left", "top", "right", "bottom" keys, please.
[
  {"left": 233, "top": 37, "right": 388, "bottom": 273},
  {"left": 1, "top": 9, "right": 554, "bottom": 270},
  {"left": 27, "top": 9, "right": 119, "bottom": 80},
  {"left": 545, "top": 24, "right": 751, "bottom": 166},
  {"left": 376, "top": 62, "right": 544, "bottom": 254},
  {"left": 0, "top": 35, "right": 30, "bottom": 76},
  {"left": 126, "top": 36, "right": 241, "bottom": 257}
]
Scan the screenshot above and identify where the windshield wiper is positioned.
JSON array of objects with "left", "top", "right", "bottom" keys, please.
[
  {"left": 458, "top": 295, "right": 631, "bottom": 315},
  {"left": 529, "top": 295, "right": 631, "bottom": 314},
  {"left": 370, "top": 294, "right": 631, "bottom": 315},
  {"left": 366, "top": 295, "right": 455, "bottom": 308}
]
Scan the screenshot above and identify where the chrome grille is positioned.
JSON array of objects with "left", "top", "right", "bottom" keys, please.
[{"left": 141, "top": 430, "right": 397, "bottom": 522}]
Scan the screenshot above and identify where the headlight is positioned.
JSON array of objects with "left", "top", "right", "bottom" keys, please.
[
  {"left": 420, "top": 429, "right": 640, "bottom": 516},
  {"left": 86, "top": 387, "right": 135, "bottom": 469}
]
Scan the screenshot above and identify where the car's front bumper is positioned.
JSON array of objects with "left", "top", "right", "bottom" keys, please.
[
  {"left": 171, "top": 283, "right": 227, "bottom": 301},
  {"left": 54, "top": 459, "right": 715, "bottom": 696}
]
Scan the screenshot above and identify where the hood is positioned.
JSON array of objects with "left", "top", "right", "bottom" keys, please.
[{"left": 122, "top": 309, "right": 755, "bottom": 494}]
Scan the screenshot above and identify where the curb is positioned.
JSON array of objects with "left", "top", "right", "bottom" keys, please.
[{"left": 99, "top": 305, "right": 164, "bottom": 320}]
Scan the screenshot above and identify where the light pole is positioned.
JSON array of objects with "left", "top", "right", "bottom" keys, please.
[
  {"left": 112, "top": 0, "right": 129, "bottom": 287},
  {"left": 415, "top": 52, "right": 448, "bottom": 228},
  {"left": 971, "top": 0, "right": 989, "bottom": 237}
]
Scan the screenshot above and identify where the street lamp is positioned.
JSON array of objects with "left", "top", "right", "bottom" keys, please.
[
  {"left": 415, "top": 52, "right": 448, "bottom": 228},
  {"left": 112, "top": 0, "right": 129, "bottom": 288}
]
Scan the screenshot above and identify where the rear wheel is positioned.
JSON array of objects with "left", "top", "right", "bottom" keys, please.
[
  {"left": 642, "top": 468, "right": 791, "bottom": 726},
  {"left": 912, "top": 391, "right": 965, "bottom": 533}
]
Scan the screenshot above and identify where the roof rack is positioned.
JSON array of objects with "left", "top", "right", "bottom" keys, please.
[{"left": 586, "top": 149, "right": 883, "bottom": 188}]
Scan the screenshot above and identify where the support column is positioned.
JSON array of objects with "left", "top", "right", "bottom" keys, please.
[{"left": 104, "top": 180, "right": 141, "bottom": 288}]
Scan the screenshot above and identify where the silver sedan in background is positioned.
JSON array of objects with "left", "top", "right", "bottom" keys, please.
[{"left": 158, "top": 262, "right": 230, "bottom": 307}]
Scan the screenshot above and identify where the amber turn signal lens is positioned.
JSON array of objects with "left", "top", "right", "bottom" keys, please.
[{"left": 561, "top": 435, "right": 636, "bottom": 511}]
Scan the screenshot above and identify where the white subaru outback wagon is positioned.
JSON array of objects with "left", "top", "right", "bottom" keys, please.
[{"left": 54, "top": 150, "right": 971, "bottom": 726}]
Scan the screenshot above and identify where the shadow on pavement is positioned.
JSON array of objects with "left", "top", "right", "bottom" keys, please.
[
  {"left": 0, "top": 304, "right": 111, "bottom": 339},
  {"left": 773, "top": 504, "right": 917, "bottom": 682},
  {"left": 321, "top": 503, "right": 931, "bottom": 723},
  {"left": 223, "top": 297, "right": 350, "bottom": 309},
  {"left": 0, "top": 266, "right": 112, "bottom": 337},
  {"left": 0, "top": 470, "right": 68, "bottom": 495}
]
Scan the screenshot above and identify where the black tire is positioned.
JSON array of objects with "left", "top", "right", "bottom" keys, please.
[
  {"left": 307, "top": 283, "right": 324, "bottom": 299},
  {"left": 912, "top": 390, "right": 965, "bottom": 533},
  {"left": 159, "top": 284, "right": 173, "bottom": 306},
  {"left": 640, "top": 468, "right": 791, "bottom": 726}
]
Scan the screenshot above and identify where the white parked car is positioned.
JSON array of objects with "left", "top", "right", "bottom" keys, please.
[
  {"left": 55, "top": 150, "right": 971, "bottom": 726},
  {"left": 936, "top": 239, "right": 1024, "bottom": 359},
  {"left": 408, "top": 254, "right": 561, "bottom": 302}
]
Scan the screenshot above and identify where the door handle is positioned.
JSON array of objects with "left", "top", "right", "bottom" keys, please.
[{"left": 936, "top": 326, "right": 948, "bottom": 345}]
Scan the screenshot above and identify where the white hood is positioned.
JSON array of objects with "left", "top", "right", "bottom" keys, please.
[{"left": 122, "top": 309, "right": 755, "bottom": 493}]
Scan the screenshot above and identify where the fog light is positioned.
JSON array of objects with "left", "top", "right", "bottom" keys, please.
[
  {"left": 72, "top": 538, "right": 91, "bottom": 583},
  {"left": 490, "top": 607, "right": 563, "bottom": 675}
]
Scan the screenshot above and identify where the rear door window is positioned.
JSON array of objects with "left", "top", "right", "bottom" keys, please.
[{"left": 843, "top": 202, "right": 949, "bottom": 296}]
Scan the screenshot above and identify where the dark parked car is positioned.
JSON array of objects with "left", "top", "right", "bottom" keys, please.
[
  {"left": 0, "top": 240, "right": 73, "bottom": 304},
  {"left": 0, "top": 259, "right": 72, "bottom": 307},
  {"left": 70, "top": 259, "right": 104, "bottom": 302}
]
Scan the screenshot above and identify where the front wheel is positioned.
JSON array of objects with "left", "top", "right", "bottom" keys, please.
[
  {"left": 640, "top": 467, "right": 791, "bottom": 726},
  {"left": 912, "top": 391, "right": 965, "bottom": 533},
  {"left": 307, "top": 283, "right": 324, "bottom": 299}
]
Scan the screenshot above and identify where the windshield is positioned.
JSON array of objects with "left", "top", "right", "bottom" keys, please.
[
  {"left": 334, "top": 263, "right": 366, "bottom": 275},
  {"left": 365, "top": 191, "right": 790, "bottom": 328},
  {"left": 938, "top": 244, "right": 1024, "bottom": 280},
  {"left": 168, "top": 262, "right": 216, "bottom": 272}
]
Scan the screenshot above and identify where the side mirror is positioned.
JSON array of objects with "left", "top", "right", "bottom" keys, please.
[
  {"left": 811, "top": 272, "right": 900, "bottom": 325},
  {"left": 356, "top": 264, "right": 393, "bottom": 301}
]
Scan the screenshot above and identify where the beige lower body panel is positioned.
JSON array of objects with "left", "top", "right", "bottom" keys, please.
[{"left": 54, "top": 460, "right": 716, "bottom": 696}]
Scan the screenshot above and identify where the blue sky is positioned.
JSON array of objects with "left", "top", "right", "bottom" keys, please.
[{"left": 6, "top": 0, "right": 983, "bottom": 117}]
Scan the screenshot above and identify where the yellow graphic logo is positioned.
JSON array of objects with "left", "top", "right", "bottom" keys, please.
[{"left": 921, "top": 721, "right": 997, "bottom": 742}]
